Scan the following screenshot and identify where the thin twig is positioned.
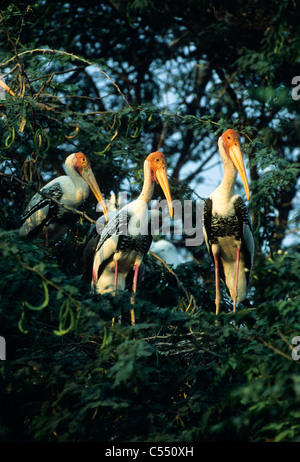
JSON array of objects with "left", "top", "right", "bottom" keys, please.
[
  {"left": 148, "top": 249, "right": 191, "bottom": 305},
  {"left": 242, "top": 330, "right": 294, "bottom": 361},
  {"left": 257, "top": 336, "right": 293, "bottom": 361},
  {"left": 30, "top": 66, "right": 85, "bottom": 84}
]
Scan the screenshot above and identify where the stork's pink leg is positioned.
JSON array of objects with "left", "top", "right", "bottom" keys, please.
[
  {"left": 214, "top": 253, "right": 221, "bottom": 315},
  {"left": 233, "top": 247, "right": 240, "bottom": 313},
  {"left": 130, "top": 263, "right": 140, "bottom": 326},
  {"left": 111, "top": 261, "right": 119, "bottom": 327},
  {"left": 114, "top": 260, "right": 118, "bottom": 295},
  {"left": 92, "top": 267, "right": 97, "bottom": 283}
]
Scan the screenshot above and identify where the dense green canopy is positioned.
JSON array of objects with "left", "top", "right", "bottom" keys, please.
[{"left": 0, "top": 0, "right": 299, "bottom": 442}]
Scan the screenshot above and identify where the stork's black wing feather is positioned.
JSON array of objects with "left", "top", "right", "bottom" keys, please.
[
  {"left": 21, "top": 183, "right": 63, "bottom": 222},
  {"left": 97, "top": 205, "right": 153, "bottom": 255},
  {"left": 233, "top": 196, "right": 252, "bottom": 233},
  {"left": 203, "top": 198, "right": 213, "bottom": 253},
  {"left": 19, "top": 183, "right": 65, "bottom": 238},
  {"left": 97, "top": 207, "right": 130, "bottom": 250}
]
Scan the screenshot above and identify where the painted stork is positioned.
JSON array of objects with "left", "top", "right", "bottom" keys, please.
[
  {"left": 91, "top": 151, "right": 173, "bottom": 325},
  {"left": 19, "top": 152, "right": 108, "bottom": 244},
  {"left": 203, "top": 129, "right": 254, "bottom": 314}
]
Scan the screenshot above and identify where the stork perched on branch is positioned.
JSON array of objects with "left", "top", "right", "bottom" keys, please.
[
  {"left": 19, "top": 152, "right": 108, "bottom": 244},
  {"left": 203, "top": 129, "right": 254, "bottom": 314},
  {"left": 91, "top": 151, "right": 173, "bottom": 325}
]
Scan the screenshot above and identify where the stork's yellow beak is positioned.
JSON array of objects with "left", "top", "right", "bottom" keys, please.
[
  {"left": 80, "top": 167, "right": 109, "bottom": 221},
  {"left": 155, "top": 166, "right": 173, "bottom": 219},
  {"left": 0, "top": 80, "right": 15, "bottom": 97},
  {"left": 228, "top": 143, "right": 250, "bottom": 201}
]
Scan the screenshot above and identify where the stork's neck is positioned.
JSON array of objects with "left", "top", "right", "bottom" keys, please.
[
  {"left": 218, "top": 153, "right": 237, "bottom": 199},
  {"left": 138, "top": 160, "right": 155, "bottom": 204}
]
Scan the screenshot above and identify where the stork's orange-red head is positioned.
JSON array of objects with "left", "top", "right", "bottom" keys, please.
[
  {"left": 221, "top": 129, "right": 240, "bottom": 151},
  {"left": 146, "top": 151, "right": 167, "bottom": 181},
  {"left": 74, "top": 152, "right": 90, "bottom": 170}
]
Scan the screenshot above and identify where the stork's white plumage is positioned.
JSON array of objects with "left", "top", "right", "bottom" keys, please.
[
  {"left": 92, "top": 151, "right": 173, "bottom": 325},
  {"left": 19, "top": 152, "right": 108, "bottom": 244},
  {"left": 150, "top": 239, "right": 186, "bottom": 269},
  {"left": 203, "top": 129, "right": 254, "bottom": 314}
]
